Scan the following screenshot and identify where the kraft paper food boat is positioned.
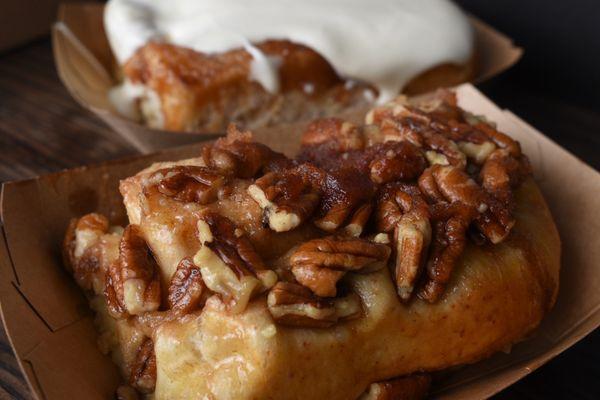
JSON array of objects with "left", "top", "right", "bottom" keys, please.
[
  {"left": 51, "top": 3, "right": 523, "bottom": 153},
  {"left": 1, "top": 84, "right": 598, "bottom": 399}
]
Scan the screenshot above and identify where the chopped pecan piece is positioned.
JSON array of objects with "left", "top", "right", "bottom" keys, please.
[
  {"left": 194, "top": 212, "right": 277, "bottom": 313},
  {"left": 421, "top": 130, "right": 467, "bottom": 169},
  {"left": 457, "top": 140, "right": 496, "bottom": 164},
  {"left": 248, "top": 170, "right": 320, "bottom": 232},
  {"left": 202, "top": 124, "right": 292, "bottom": 178},
  {"left": 288, "top": 264, "right": 346, "bottom": 299},
  {"left": 63, "top": 213, "right": 114, "bottom": 294},
  {"left": 344, "top": 203, "right": 374, "bottom": 237},
  {"left": 267, "top": 281, "right": 361, "bottom": 328},
  {"left": 368, "top": 141, "right": 427, "bottom": 184},
  {"left": 129, "top": 338, "right": 156, "bottom": 394},
  {"left": 480, "top": 148, "right": 531, "bottom": 204},
  {"left": 105, "top": 225, "right": 161, "bottom": 318},
  {"left": 360, "top": 374, "right": 431, "bottom": 400},
  {"left": 474, "top": 122, "right": 522, "bottom": 157},
  {"left": 312, "top": 166, "right": 376, "bottom": 233},
  {"left": 147, "top": 165, "right": 226, "bottom": 204},
  {"left": 365, "top": 96, "right": 419, "bottom": 126},
  {"left": 290, "top": 236, "right": 390, "bottom": 297},
  {"left": 301, "top": 118, "right": 364, "bottom": 152},
  {"left": 366, "top": 95, "right": 468, "bottom": 169},
  {"left": 167, "top": 257, "right": 207, "bottom": 313}
]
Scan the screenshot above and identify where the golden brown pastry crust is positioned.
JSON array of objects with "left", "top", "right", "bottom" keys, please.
[{"left": 150, "top": 178, "right": 559, "bottom": 399}]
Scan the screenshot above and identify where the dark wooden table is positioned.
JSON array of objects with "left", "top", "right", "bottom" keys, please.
[{"left": 0, "top": 39, "right": 599, "bottom": 400}]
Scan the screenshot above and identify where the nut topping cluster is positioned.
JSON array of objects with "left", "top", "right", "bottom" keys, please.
[
  {"left": 298, "top": 92, "right": 529, "bottom": 302},
  {"left": 194, "top": 211, "right": 277, "bottom": 313}
]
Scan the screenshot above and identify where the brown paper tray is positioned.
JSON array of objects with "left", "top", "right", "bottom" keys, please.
[
  {"left": 1, "top": 84, "right": 598, "bottom": 399},
  {"left": 51, "top": 3, "right": 523, "bottom": 153}
]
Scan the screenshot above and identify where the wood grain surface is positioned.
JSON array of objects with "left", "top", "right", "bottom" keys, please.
[{"left": 0, "top": 39, "right": 599, "bottom": 400}]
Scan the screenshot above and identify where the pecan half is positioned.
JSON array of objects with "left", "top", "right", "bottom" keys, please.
[
  {"left": 312, "top": 166, "right": 376, "bottom": 233},
  {"left": 376, "top": 184, "right": 432, "bottom": 301},
  {"left": 104, "top": 225, "right": 161, "bottom": 318},
  {"left": 418, "top": 164, "right": 513, "bottom": 244},
  {"left": 359, "top": 374, "right": 431, "bottom": 400},
  {"left": 167, "top": 257, "right": 207, "bottom": 314},
  {"left": 290, "top": 236, "right": 390, "bottom": 297},
  {"left": 418, "top": 202, "right": 476, "bottom": 302},
  {"left": 194, "top": 212, "right": 277, "bottom": 313},
  {"left": 419, "top": 165, "right": 486, "bottom": 210},
  {"left": 267, "top": 281, "right": 361, "bottom": 328},
  {"left": 129, "top": 338, "right": 156, "bottom": 394},
  {"left": 147, "top": 165, "right": 226, "bottom": 204},
  {"left": 248, "top": 170, "right": 320, "bottom": 232}
]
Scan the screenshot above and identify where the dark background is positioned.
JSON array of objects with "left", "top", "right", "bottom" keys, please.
[
  {"left": 455, "top": 0, "right": 600, "bottom": 170},
  {"left": 457, "top": 1, "right": 600, "bottom": 398},
  {"left": 458, "top": 0, "right": 600, "bottom": 112}
]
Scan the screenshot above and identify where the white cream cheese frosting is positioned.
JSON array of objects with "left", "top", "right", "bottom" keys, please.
[{"left": 104, "top": 0, "right": 473, "bottom": 102}]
